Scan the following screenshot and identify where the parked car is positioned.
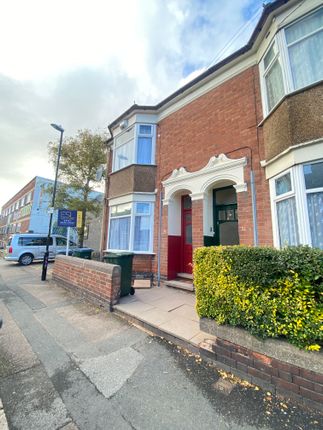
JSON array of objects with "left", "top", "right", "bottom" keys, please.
[{"left": 4, "top": 233, "right": 78, "bottom": 266}]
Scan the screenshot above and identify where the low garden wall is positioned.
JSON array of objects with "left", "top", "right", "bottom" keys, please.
[
  {"left": 200, "top": 319, "right": 323, "bottom": 412},
  {"left": 195, "top": 245, "right": 323, "bottom": 411},
  {"left": 52, "top": 255, "right": 121, "bottom": 311}
]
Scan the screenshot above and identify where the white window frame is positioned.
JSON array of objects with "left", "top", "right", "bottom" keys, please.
[
  {"left": 270, "top": 160, "right": 323, "bottom": 248},
  {"left": 135, "top": 124, "right": 156, "bottom": 166},
  {"left": 112, "top": 123, "right": 156, "bottom": 173},
  {"left": 260, "top": 6, "right": 323, "bottom": 116},
  {"left": 107, "top": 194, "right": 155, "bottom": 254}
]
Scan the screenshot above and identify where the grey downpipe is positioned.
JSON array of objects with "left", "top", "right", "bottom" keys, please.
[
  {"left": 157, "top": 188, "right": 163, "bottom": 287},
  {"left": 250, "top": 170, "right": 259, "bottom": 246}
]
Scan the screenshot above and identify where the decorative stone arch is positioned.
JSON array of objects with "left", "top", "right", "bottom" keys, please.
[
  {"left": 162, "top": 153, "right": 248, "bottom": 239},
  {"left": 163, "top": 154, "right": 247, "bottom": 205},
  {"left": 164, "top": 183, "right": 193, "bottom": 206}
]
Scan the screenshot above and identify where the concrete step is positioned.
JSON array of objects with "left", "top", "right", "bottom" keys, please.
[
  {"left": 177, "top": 272, "right": 193, "bottom": 280},
  {"left": 165, "top": 280, "right": 194, "bottom": 292}
]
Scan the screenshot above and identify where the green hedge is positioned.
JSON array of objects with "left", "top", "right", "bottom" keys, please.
[{"left": 194, "top": 246, "right": 323, "bottom": 350}]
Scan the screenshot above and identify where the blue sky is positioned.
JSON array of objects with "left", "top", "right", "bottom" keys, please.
[{"left": 0, "top": 0, "right": 264, "bottom": 207}]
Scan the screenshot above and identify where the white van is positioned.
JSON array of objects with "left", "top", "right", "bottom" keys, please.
[{"left": 4, "top": 233, "right": 77, "bottom": 265}]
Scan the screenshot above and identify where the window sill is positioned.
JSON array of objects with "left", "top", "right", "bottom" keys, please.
[
  {"left": 104, "top": 249, "right": 155, "bottom": 256},
  {"left": 110, "top": 163, "right": 157, "bottom": 176}
]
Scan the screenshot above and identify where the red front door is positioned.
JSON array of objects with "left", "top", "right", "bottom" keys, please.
[{"left": 181, "top": 195, "right": 192, "bottom": 274}]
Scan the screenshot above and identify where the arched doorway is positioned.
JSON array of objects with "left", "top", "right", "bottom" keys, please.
[{"left": 167, "top": 189, "right": 193, "bottom": 279}]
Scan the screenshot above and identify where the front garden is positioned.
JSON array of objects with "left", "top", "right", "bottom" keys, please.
[{"left": 194, "top": 246, "right": 323, "bottom": 350}]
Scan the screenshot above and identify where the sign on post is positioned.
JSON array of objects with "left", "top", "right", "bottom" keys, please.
[
  {"left": 57, "top": 209, "right": 77, "bottom": 227},
  {"left": 77, "top": 211, "right": 83, "bottom": 228}
]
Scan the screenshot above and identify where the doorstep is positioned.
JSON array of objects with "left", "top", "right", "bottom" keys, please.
[{"left": 113, "top": 285, "right": 215, "bottom": 352}]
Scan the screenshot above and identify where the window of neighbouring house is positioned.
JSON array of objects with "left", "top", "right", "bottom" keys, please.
[
  {"left": 271, "top": 160, "right": 323, "bottom": 249},
  {"left": 260, "top": 6, "right": 323, "bottom": 115},
  {"left": 303, "top": 161, "right": 323, "bottom": 250},
  {"left": 263, "top": 42, "right": 285, "bottom": 112},
  {"left": 108, "top": 201, "right": 154, "bottom": 252},
  {"left": 273, "top": 171, "right": 300, "bottom": 247},
  {"left": 285, "top": 7, "right": 323, "bottom": 91},
  {"left": 112, "top": 123, "right": 156, "bottom": 172}
]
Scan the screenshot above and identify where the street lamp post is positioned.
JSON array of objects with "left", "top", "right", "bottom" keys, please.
[{"left": 41, "top": 123, "right": 64, "bottom": 281}]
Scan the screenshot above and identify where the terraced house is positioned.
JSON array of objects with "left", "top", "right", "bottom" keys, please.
[{"left": 102, "top": 0, "right": 323, "bottom": 288}]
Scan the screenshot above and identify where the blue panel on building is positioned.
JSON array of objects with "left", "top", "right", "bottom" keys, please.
[{"left": 57, "top": 209, "right": 77, "bottom": 227}]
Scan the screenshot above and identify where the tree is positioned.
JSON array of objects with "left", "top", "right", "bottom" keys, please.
[{"left": 48, "top": 129, "right": 107, "bottom": 247}]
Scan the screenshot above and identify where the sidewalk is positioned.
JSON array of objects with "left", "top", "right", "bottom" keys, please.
[{"left": 114, "top": 286, "right": 215, "bottom": 349}]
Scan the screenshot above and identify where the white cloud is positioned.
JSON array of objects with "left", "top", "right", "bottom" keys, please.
[{"left": 0, "top": 0, "right": 263, "bottom": 207}]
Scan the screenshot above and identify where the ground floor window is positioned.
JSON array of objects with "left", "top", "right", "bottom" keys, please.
[
  {"left": 270, "top": 160, "right": 323, "bottom": 249},
  {"left": 108, "top": 201, "right": 154, "bottom": 253}
]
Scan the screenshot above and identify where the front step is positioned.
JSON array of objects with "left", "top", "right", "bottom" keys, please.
[
  {"left": 165, "top": 280, "right": 194, "bottom": 292},
  {"left": 177, "top": 272, "right": 193, "bottom": 280}
]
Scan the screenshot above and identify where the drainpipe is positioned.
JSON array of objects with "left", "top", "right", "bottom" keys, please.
[
  {"left": 157, "top": 187, "right": 163, "bottom": 287},
  {"left": 250, "top": 170, "right": 259, "bottom": 246}
]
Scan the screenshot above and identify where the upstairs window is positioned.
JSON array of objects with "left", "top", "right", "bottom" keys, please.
[
  {"left": 260, "top": 7, "right": 323, "bottom": 115},
  {"left": 112, "top": 124, "right": 156, "bottom": 172},
  {"left": 113, "top": 126, "right": 135, "bottom": 171},
  {"left": 136, "top": 125, "right": 153, "bottom": 164}
]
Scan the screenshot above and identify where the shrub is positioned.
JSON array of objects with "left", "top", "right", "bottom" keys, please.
[{"left": 194, "top": 246, "right": 323, "bottom": 350}]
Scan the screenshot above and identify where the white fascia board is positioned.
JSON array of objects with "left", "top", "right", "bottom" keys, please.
[
  {"left": 263, "top": 139, "right": 323, "bottom": 179},
  {"left": 112, "top": 112, "right": 157, "bottom": 137},
  {"left": 157, "top": 54, "right": 257, "bottom": 122},
  {"left": 108, "top": 192, "right": 156, "bottom": 207}
]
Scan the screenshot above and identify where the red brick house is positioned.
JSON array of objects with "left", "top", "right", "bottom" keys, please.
[{"left": 102, "top": 0, "right": 323, "bottom": 287}]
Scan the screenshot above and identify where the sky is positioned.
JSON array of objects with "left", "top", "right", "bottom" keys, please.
[{"left": 0, "top": 0, "right": 264, "bottom": 208}]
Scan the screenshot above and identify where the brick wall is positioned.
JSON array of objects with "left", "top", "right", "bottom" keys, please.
[
  {"left": 200, "top": 337, "right": 323, "bottom": 412},
  {"left": 53, "top": 255, "right": 121, "bottom": 311},
  {"left": 152, "top": 66, "right": 272, "bottom": 278},
  {"left": 132, "top": 254, "right": 153, "bottom": 276},
  {"left": 200, "top": 318, "right": 323, "bottom": 412}
]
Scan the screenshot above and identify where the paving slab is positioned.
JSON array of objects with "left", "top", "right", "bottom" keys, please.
[
  {"left": 159, "top": 316, "right": 201, "bottom": 341},
  {"left": 169, "top": 303, "right": 200, "bottom": 322},
  {"left": 115, "top": 300, "right": 156, "bottom": 315}
]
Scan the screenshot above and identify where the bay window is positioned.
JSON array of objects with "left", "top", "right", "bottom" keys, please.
[
  {"left": 271, "top": 160, "right": 323, "bottom": 249},
  {"left": 112, "top": 123, "right": 156, "bottom": 172},
  {"left": 108, "top": 203, "right": 131, "bottom": 250},
  {"left": 108, "top": 200, "right": 154, "bottom": 253},
  {"left": 260, "top": 6, "right": 323, "bottom": 115}
]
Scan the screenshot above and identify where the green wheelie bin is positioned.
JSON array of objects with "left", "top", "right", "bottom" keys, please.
[
  {"left": 72, "top": 248, "right": 93, "bottom": 259},
  {"left": 104, "top": 252, "right": 134, "bottom": 297}
]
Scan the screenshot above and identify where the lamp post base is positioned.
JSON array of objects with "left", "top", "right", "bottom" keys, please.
[{"left": 41, "top": 252, "right": 49, "bottom": 281}]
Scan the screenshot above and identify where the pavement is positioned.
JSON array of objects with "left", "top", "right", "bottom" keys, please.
[{"left": 0, "top": 259, "right": 322, "bottom": 430}]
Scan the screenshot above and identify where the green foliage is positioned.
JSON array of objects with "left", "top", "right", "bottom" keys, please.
[
  {"left": 48, "top": 129, "right": 107, "bottom": 245},
  {"left": 194, "top": 246, "right": 323, "bottom": 350}
]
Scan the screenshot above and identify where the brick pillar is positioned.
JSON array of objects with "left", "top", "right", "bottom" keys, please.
[
  {"left": 192, "top": 199, "right": 204, "bottom": 250},
  {"left": 236, "top": 190, "right": 253, "bottom": 246}
]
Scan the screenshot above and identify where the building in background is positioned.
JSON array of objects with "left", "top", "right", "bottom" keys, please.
[
  {"left": 102, "top": 0, "right": 323, "bottom": 287},
  {"left": 0, "top": 176, "right": 104, "bottom": 249}
]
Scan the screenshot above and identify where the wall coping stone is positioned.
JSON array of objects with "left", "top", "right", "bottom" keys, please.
[
  {"left": 55, "top": 255, "right": 120, "bottom": 276},
  {"left": 200, "top": 318, "right": 323, "bottom": 375}
]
